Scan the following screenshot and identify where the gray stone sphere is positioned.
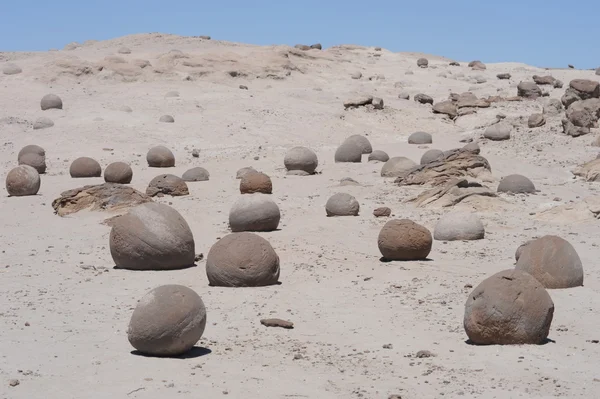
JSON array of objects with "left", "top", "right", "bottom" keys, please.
[
  {"left": 325, "top": 193, "right": 359, "bottom": 216},
  {"left": 6, "top": 165, "right": 41, "bottom": 196},
  {"left": 110, "top": 203, "right": 195, "bottom": 270},
  {"left": 434, "top": 211, "right": 485, "bottom": 241},
  {"left": 159, "top": 115, "right": 175, "bottom": 123},
  {"left": 484, "top": 123, "right": 511, "bottom": 141},
  {"left": 33, "top": 117, "right": 54, "bottom": 130},
  {"left": 40, "top": 94, "right": 63, "bottom": 111},
  {"left": 127, "top": 285, "right": 206, "bottom": 356},
  {"left": 18, "top": 145, "right": 46, "bottom": 174},
  {"left": 182, "top": 167, "right": 210, "bottom": 182},
  {"left": 408, "top": 131, "right": 433, "bottom": 144},
  {"left": 497, "top": 174, "right": 536, "bottom": 194},
  {"left": 462, "top": 142, "right": 480, "bottom": 154},
  {"left": 420, "top": 149, "right": 443, "bottom": 165},
  {"left": 104, "top": 162, "right": 133, "bottom": 184},
  {"left": 206, "top": 232, "right": 280, "bottom": 287},
  {"left": 70, "top": 157, "right": 102, "bottom": 178},
  {"left": 368, "top": 150, "right": 389, "bottom": 162},
  {"left": 284, "top": 146, "right": 318, "bottom": 174},
  {"left": 147, "top": 146, "right": 175, "bottom": 167},
  {"left": 334, "top": 141, "right": 362, "bottom": 163},
  {"left": 342, "top": 135, "right": 373, "bottom": 154},
  {"left": 381, "top": 157, "right": 417, "bottom": 177},
  {"left": 229, "top": 194, "right": 281, "bottom": 232},
  {"left": 236, "top": 166, "right": 256, "bottom": 179}
]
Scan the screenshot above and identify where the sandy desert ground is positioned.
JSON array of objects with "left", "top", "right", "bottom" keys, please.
[{"left": 1, "top": 33, "right": 600, "bottom": 399}]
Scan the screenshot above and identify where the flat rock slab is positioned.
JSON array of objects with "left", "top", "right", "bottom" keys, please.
[
  {"left": 52, "top": 183, "right": 153, "bottom": 217},
  {"left": 260, "top": 318, "right": 294, "bottom": 329}
]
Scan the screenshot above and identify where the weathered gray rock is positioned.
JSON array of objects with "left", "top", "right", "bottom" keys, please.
[
  {"left": 343, "top": 135, "right": 372, "bottom": 154},
  {"left": 147, "top": 146, "right": 175, "bottom": 167},
  {"left": 70, "top": 157, "right": 102, "bottom": 178},
  {"left": 236, "top": 166, "right": 256, "bottom": 179},
  {"left": 104, "top": 162, "right": 133, "bottom": 184},
  {"left": 40, "top": 94, "right": 63, "bottom": 110},
  {"left": 543, "top": 98, "right": 563, "bottom": 115},
  {"left": 596, "top": 67, "right": 600, "bottom": 76},
  {"left": 118, "top": 47, "right": 132, "bottom": 54},
  {"left": 325, "top": 193, "right": 359, "bottom": 216},
  {"left": 351, "top": 72, "right": 362, "bottom": 79},
  {"left": 368, "top": 150, "right": 389, "bottom": 163},
  {"left": 517, "top": 82, "right": 542, "bottom": 99},
  {"left": 497, "top": 174, "right": 536, "bottom": 194},
  {"left": 2, "top": 63, "right": 22, "bottom": 75},
  {"left": 462, "top": 142, "right": 480, "bottom": 154},
  {"left": 229, "top": 194, "right": 280, "bottom": 232},
  {"left": 433, "top": 101, "right": 458, "bottom": 118},
  {"left": 434, "top": 211, "right": 485, "bottom": 241},
  {"left": 408, "top": 131, "right": 432, "bottom": 144},
  {"left": 378, "top": 219, "right": 432, "bottom": 260},
  {"left": 420, "top": 149, "right": 443, "bottom": 165},
  {"left": 284, "top": 146, "right": 318, "bottom": 174},
  {"left": 562, "top": 119, "right": 590, "bottom": 137},
  {"left": 5, "top": 165, "right": 40, "bottom": 196},
  {"left": 569, "top": 79, "right": 600, "bottom": 100},
  {"left": 52, "top": 183, "right": 151, "bottom": 216},
  {"left": 415, "top": 94, "right": 434, "bottom": 105},
  {"left": 484, "top": 123, "right": 511, "bottom": 141},
  {"left": 334, "top": 141, "right": 362, "bottom": 163},
  {"left": 33, "top": 117, "right": 54, "bottom": 130},
  {"left": 497, "top": 73, "right": 511, "bottom": 80},
  {"left": 417, "top": 58, "right": 428, "bottom": 68},
  {"left": 159, "top": 115, "right": 175, "bottom": 123},
  {"left": 373, "top": 207, "right": 391, "bottom": 217},
  {"left": 469, "top": 61, "right": 486, "bottom": 70},
  {"left": 381, "top": 157, "right": 417, "bottom": 177},
  {"left": 182, "top": 167, "right": 210, "bottom": 182},
  {"left": 146, "top": 174, "right": 189, "bottom": 197},
  {"left": 533, "top": 75, "right": 556, "bottom": 85},
  {"left": 398, "top": 92, "right": 410, "bottom": 100},
  {"left": 372, "top": 97, "right": 384, "bottom": 109},
  {"left": 528, "top": 113, "right": 546, "bottom": 128},
  {"left": 344, "top": 95, "right": 373, "bottom": 109},
  {"left": 18, "top": 145, "right": 46, "bottom": 174}
]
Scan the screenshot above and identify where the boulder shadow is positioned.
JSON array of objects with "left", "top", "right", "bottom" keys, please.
[
  {"left": 379, "top": 257, "right": 434, "bottom": 263},
  {"left": 131, "top": 346, "right": 211, "bottom": 359},
  {"left": 113, "top": 263, "right": 198, "bottom": 271},
  {"left": 464, "top": 338, "right": 555, "bottom": 346}
]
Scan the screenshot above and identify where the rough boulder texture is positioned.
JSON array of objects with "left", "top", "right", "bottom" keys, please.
[
  {"left": 408, "top": 131, "right": 432, "bottom": 144},
  {"left": 206, "top": 232, "right": 280, "bottom": 287},
  {"left": 417, "top": 58, "right": 428, "bottom": 68},
  {"left": 52, "top": 183, "right": 152, "bottom": 217},
  {"left": 381, "top": 157, "right": 417, "bottom": 177},
  {"left": 229, "top": 194, "right": 280, "bottom": 232},
  {"left": 434, "top": 211, "right": 485, "bottom": 241},
  {"left": 464, "top": 269, "right": 554, "bottom": 345},
  {"left": 109, "top": 202, "right": 195, "bottom": 270},
  {"left": 284, "top": 146, "right": 318, "bottom": 174},
  {"left": 377, "top": 219, "right": 432, "bottom": 261},
  {"left": 415, "top": 94, "right": 434, "bottom": 105},
  {"left": 497, "top": 174, "right": 536, "bottom": 194},
  {"left": 240, "top": 171, "right": 273, "bottom": 194},
  {"left": 104, "top": 162, "right": 133, "bottom": 184},
  {"left": 432, "top": 101, "right": 458, "bottom": 118},
  {"left": 147, "top": 145, "right": 175, "bottom": 167},
  {"left": 408, "top": 179, "right": 498, "bottom": 209},
  {"left": 325, "top": 193, "right": 360, "bottom": 216},
  {"left": 420, "top": 149, "right": 443, "bottom": 165},
  {"left": 146, "top": 174, "right": 189, "bottom": 197},
  {"left": 70, "top": 157, "right": 102, "bottom": 178},
  {"left": 572, "top": 159, "right": 600, "bottom": 182},
  {"left": 127, "top": 285, "right": 206, "bottom": 356},
  {"left": 484, "top": 123, "right": 511, "bottom": 141},
  {"left": 6, "top": 165, "right": 41, "bottom": 197},
  {"left": 516, "top": 235, "right": 584, "bottom": 289},
  {"left": 368, "top": 150, "right": 389, "bottom": 162},
  {"left": 528, "top": 113, "right": 546, "bottom": 128},
  {"left": 334, "top": 141, "right": 363, "bottom": 163},
  {"left": 517, "top": 82, "right": 542, "bottom": 99},
  {"left": 342, "top": 135, "right": 373, "bottom": 154}
]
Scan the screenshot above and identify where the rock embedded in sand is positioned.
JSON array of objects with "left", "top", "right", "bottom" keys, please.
[
  {"left": 515, "top": 240, "right": 535, "bottom": 262},
  {"left": 368, "top": 150, "right": 389, "bottom": 163},
  {"left": 40, "top": 94, "right": 63, "bottom": 110},
  {"left": 484, "top": 123, "right": 511, "bottom": 141},
  {"left": 182, "top": 167, "right": 209, "bottom": 182},
  {"left": 159, "top": 115, "right": 175, "bottom": 123},
  {"left": 543, "top": 98, "right": 563, "bottom": 115},
  {"left": 206, "top": 232, "right": 280, "bottom": 287},
  {"left": 118, "top": 47, "right": 132, "bottom": 54},
  {"left": 127, "top": 285, "right": 206, "bottom": 356},
  {"left": 351, "top": 72, "right": 362, "bottom": 80},
  {"left": 343, "top": 95, "right": 373, "bottom": 109},
  {"left": 497, "top": 174, "right": 536, "bottom": 194},
  {"left": 528, "top": 113, "right": 546, "bottom": 128},
  {"left": 415, "top": 93, "right": 434, "bottom": 105},
  {"left": 517, "top": 82, "right": 542, "bottom": 99},
  {"left": 468, "top": 60, "right": 486, "bottom": 70},
  {"left": 165, "top": 91, "right": 180, "bottom": 98},
  {"left": 420, "top": 149, "right": 443, "bottom": 165},
  {"left": 236, "top": 166, "right": 256, "bottom": 179},
  {"left": 147, "top": 145, "right": 175, "bottom": 167},
  {"left": 378, "top": 219, "right": 432, "bottom": 261},
  {"left": 516, "top": 235, "right": 584, "bottom": 289},
  {"left": 6, "top": 165, "right": 41, "bottom": 196},
  {"left": 462, "top": 142, "right": 480, "bottom": 154},
  {"left": 146, "top": 174, "right": 189, "bottom": 197},
  {"left": 464, "top": 269, "right": 554, "bottom": 345},
  {"left": 343, "top": 135, "right": 372, "bottom": 154},
  {"left": 497, "top": 73, "right": 511, "bottom": 80},
  {"left": 325, "top": 193, "right": 359, "bottom": 216},
  {"left": 240, "top": 171, "right": 272, "bottom": 194},
  {"left": 70, "top": 157, "right": 102, "bottom": 178},
  {"left": 3, "top": 63, "right": 22, "bottom": 75},
  {"left": 52, "top": 183, "right": 151, "bottom": 216},
  {"left": 310, "top": 43, "right": 322, "bottom": 50},
  {"left": 104, "top": 162, "right": 133, "bottom": 184},
  {"left": 284, "top": 146, "right": 318, "bottom": 174},
  {"left": 434, "top": 211, "right": 485, "bottom": 241},
  {"left": 334, "top": 141, "right": 363, "bottom": 163},
  {"left": 562, "top": 119, "right": 589, "bottom": 137},
  {"left": 229, "top": 194, "right": 280, "bottom": 232},
  {"left": 373, "top": 207, "right": 391, "bottom": 217},
  {"left": 33, "top": 117, "right": 54, "bottom": 130},
  {"left": 417, "top": 58, "right": 428, "bottom": 68},
  {"left": 533, "top": 75, "right": 556, "bottom": 85},
  {"left": 381, "top": 157, "right": 417, "bottom": 177},
  {"left": 398, "top": 92, "right": 410, "bottom": 100},
  {"left": 372, "top": 97, "right": 384, "bottom": 109},
  {"left": 432, "top": 101, "right": 458, "bottom": 118},
  {"left": 596, "top": 67, "right": 600, "bottom": 76},
  {"left": 110, "top": 203, "right": 195, "bottom": 270},
  {"left": 408, "top": 131, "right": 432, "bottom": 144}
]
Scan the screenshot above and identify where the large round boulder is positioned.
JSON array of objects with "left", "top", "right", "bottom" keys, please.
[
  {"left": 127, "top": 285, "right": 206, "bottom": 356},
  {"left": 110, "top": 203, "right": 195, "bottom": 270},
  {"left": 104, "top": 162, "right": 133, "bottom": 184},
  {"left": 70, "top": 157, "right": 102, "bottom": 178},
  {"left": 464, "top": 269, "right": 554, "bottom": 345},
  {"left": 420, "top": 149, "right": 443, "bottom": 165},
  {"left": 381, "top": 157, "right": 417, "bottom": 177},
  {"left": 497, "top": 174, "right": 536, "bottom": 194},
  {"left": 182, "top": 167, "right": 209, "bottom": 182},
  {"left": 377, "top": 219, "right": 432, "bottom": 261},
  {"left": 146, "top": 174, "right": 189, "bottom": 197},
  {"left": 434, "top": 211, "right": 485, "bottom": 241},
  {"left": 342, "top": 135, "right": 373, "bottom": 154},
  {"left": 284, "top": 146, "right": 318, "bottom": 174},
  {"left": 408, "top": 131, "right": 432, "bottom": 144},
  {"left": 229, "top": 194, "right": 280, "bottom": 232},
  {"left": 147, "top": 146, "right": 175, "bottom": 167},
  {"left": 206, "top": 232, "right": 280, "bottom": 287},
  {"left": 515, "top": 239, "right": 535, "bottom": 262},
  {"left": 18, "top": 145, "right": 46, "bottom": 174},
  {"left": 6, "top": 165, "right": 41, "bottom": 196},
  {"left": 325, "top": 193, "right": 359, "bottom": 216},
  {"left": 240, "top": 172, "right": 272, "bottom": 194},
  {"left": 368, "top": 150, "right": 389, "bottom": 163},
  {"left": 334, "top": 141, "right": 362, "bottom": 163},
  {"left": 515, "top": 235, "right": 584, "bottom": 289},
  {"left": 40, "top": 94, "right": 63, "bottom": 110},
  {"left": 484, "top": 123, "right": 511, "bottom": 141}
]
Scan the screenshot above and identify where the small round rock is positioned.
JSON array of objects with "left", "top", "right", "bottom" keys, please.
[
  {"left": 434, "top": 211, "right": 485, "bottom": 241},
  {"left": 159, "top": 115, "right": 175, "bottom": 123},
  {"left": 342, "top": 135, "right": 373, "bottom": 154},
  {"left": 146, "top": 174, "right": 189, "bottom": 197},
  {"left": 104, "top": 162, "right": 133, "bottom": 184},
  {"left": 182, "top": 167, "right": 209, "bottom": 182},
  {"left": 229, "top": 194, "right": 281, "bottom": 232},
  {"left": 420, "top": 149, "right": 443, "bottom": 165},
  {"left": 33, "top": 117, "right": 54, "bottom": 130},
  {"left": 325, "top": 193, "right": 359, "bottom": 216},
  {"left": 484, "top": 123, "right": 511, "bottom": 141},
  {"left": 70, "top": 157, "right": 102, "bottom": 178},
  {"left": 378, "top": 219, "right": 432, "bottom": 261},
  {"left": 408, "top": 132, "right": 433, "bottom": 144},
  {"left": 368, "top": 150, "right": 389, "bottom": 163},
  {"left": 381, "top": 157, "right": 417, "bottom": 177},
  {"left": 284, "top": 146, "right": 318, "bottom": 174},
  {"left": 240, "top": 172, "right": 272, "bottom": 194},
  {"left": 6, "top": 165, "right": 41, "bottom": 196},
  {"left": 40, "top": 94, "right": 63, "bottom": 111},
  {"left": 334, "top": 141, "right": 363, "bottom": 163},
  {"left": 127, "top": 285, "right": 206, "bottom": 356},
  {"left": 147, "top": 146, "right": 175, "bottom": 167},
  {"left": 206, "top": 233, "right": 280, "bottom": 287},
  {"left": 497, "top": 174, "right": 536, "bottom": 194}
]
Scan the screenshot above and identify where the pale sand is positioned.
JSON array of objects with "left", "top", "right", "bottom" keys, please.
[{"left": 1, "top": 33, "right": 600, "bottom": 398}]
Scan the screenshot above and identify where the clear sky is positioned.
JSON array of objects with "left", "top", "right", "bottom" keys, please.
[{"left": 1, "top": 0, "right": 598, "bottom": 69}]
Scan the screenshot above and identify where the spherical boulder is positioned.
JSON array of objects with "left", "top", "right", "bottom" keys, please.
[
  {"left": 5, "top": 165, "right": 41, "bottom": 196},
  {"left": 381, "top": 157, "right": 417, "bottom": 177},
  {"left": 378, "top": 219, "right": 433, "bottom": 261},
  {"left": 159, "top": 115, "right": 175, "bottom": 123},
  {"left": 236, "top": 166, "right": 256, "bottom": 179},
  {"left": 127, "top": 285, "right": 206, "bottom": 356},
  {"left": 284, "top": 146, "right": 318, "bottom": 174},
  {"left": 146, "top": 174, "right": 189, "bottom": 197},
  {"left": 18, "top": 145, "right": 46, "bottom": 174},
  {"left": 70, "top": 157, "right": 102, "bottom": 178},
  {"left": 325, "top": 193, "right": 359, "bottom": 216},
  {"left": 433, "top": 211, "right": 485, "bottom": 241},
  {"left": 40, "top": 94, "right": 63, "bottom": 110},
  {"left": 417, "top": 58, "right": 428, "bottom": 68},
  {"left": 182, "top": 167, "right": 209, "bottom": 182},
  {"left": 464, "top": 269, "right": 554, "bottom": 345},
  {"left": 206, "top": 232, "right": 280, "bottom": 287},
  {"left": 484, "top": 123, "right": 511, "bottom": 141},
  {"left": 104, "top": 162, "right": 133, "bottom": 184},
  {"left": 515, "top": 235, "right": 584, "bottom": 289},
  {"left": 368, "top": 150, "right": 389, "bottom": 163},
  {"left": 462, "top": 142, "right": 480, "bottom": 154},
  {"left": 408, "top": 131, "right": 432, "bottom": 144},
  {"left": 334, "top": 141, "right": 362, "bottom": 163},
  {"left": 420, "top": 149, "right": 443, "bottom": 165},
  {"left": 515, "top": 239, "right": 534, "bottom": 261},
  {"left": 497, "top": 174, "right": 536, "bottom": 194},
  {"left": 147, "top": 146, "right": 175, "bottom": 167},
  {"left": 110, "top": 202, "right": 195, "bottom": 270},
  {"left": 229, "top": 194, "right": 280, "bottom": 232},
  {"left": 33, "top": 117, "right": 54, "bottom": 130},
  {"left": 342, "top": 135, "right": 373, "bottom": 154},
  {"left": 240, "top": 172, "right": 272, "bottom": 194}
]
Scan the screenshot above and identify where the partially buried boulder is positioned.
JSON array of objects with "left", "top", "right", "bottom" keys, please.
[
  {"left": 569, "top": 79, "right": 600, "bottom": 100},
  {"left": 420, "top": 149, "right": 443, "bottom": 165},
  {"left": 515, "top": 235, "right": 583, "bottom": 289},
  {"left": 104, "top": 162, "right": 133, "bottom": 184},
  {"left": 52, "top": 183, "right": 152, "bottom": 216},
  {"left": 469, "top": 60, "right": 486, "bottom": 70},
  {"left": 408, "top": 131, "right": 432, "bottom": 144},
  {"left": 6, "top": 165, "right": 40, "bottom": 196},
  {"left": 517, "top": 82, "right": 542, "bottom": 99},
  {"left": 110, "top": 202, "right": 195, "bottom": 270},
  {"left": 417, "top": 58, "right": 428, "bottom": 68},
  {"left": 368, "top": 150, "right": 389, "bottom": 162},
  {"left": 484, "top": 123, "right": 511, "bottom": 141},
  {"left": 236, "top": 166, "right": 256, "bottom": 179},
  {"left": 182, "top": 167, "right": 209, "bottom": 182},
  {"left": 18, "top": 145, "right": 46, "bottom": 174},
  {"left": 434, "top": 211, "right": 484, "bottom": 241},
  {"left": 343, "top": 95, "right": 373, "bottom": 109},
  {"left": 533, "top": 75, "right": 556, "bottom": 85},
  {"left": 127, "top": 285, "right": 206, "bottom": 357},
  {"left": 572, "top": 159, "right": 600, "bottom": 182},
  {"left": 543, "top": 98, "right": 563, "bottom": 115},
  {"left": 497, "top": 174, "right": 536, "bottom": 194},
  {"left": 147, "top": 145, "right": 175, "bottom": 167},
  {"left": 33, "top": 117, "right": 54, "bottom": 130},
  {"left": 284, "top": 146, "right": 318, "bottom": 174},
  {"left": 206, "top": 232, "right": 280, "bottom": 287},
  {"left": 159, "top": 115, "right": 175, "bottom": 123},
  {"left": 146, "top": 174, "right": 189, "bottom": 197},
  {"left": 325, "top": 193, "right": 359, "bottom": 216},
  {"left": 2, "top": 63, "right": 22, "bottom": 75},
  {"left": 70, "top": 157, "right": 102, "bottom": 178},
  {"left": 378, "top": 219, "right": 432, "bottom": 261},
  {"left": 240, "top": 171, "right": 272, "bottom": 194},
  {"left": 41, "top": 94, "right": 63, "bottom": 110},
  {"left": 415, "top": 94, "right": 434, "bottom": 105},
  {"left": 229, "top": 194, "right": 280, "bottom": 232},
  {"left": 528, "top": 113, "right": 546, "bottom": 128},
  {"left": 381, "top": 157, "right": 417, "bottom": 177},
  {"left": 497, "top": 73, "right": 511, "bottom": 80},
  {"left": 464, "top": 269, "right": 554, "bottom": 345},
  {"left": 334, "top": 141, "right": 362, "bottom": 163},
  {"left": 343, "top": 135, "right": 372, "bottom": 154}
]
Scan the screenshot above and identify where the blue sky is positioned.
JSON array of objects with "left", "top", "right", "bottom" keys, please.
[{"left": 2, "top": 0, "right": 598, "bottom": 69}]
